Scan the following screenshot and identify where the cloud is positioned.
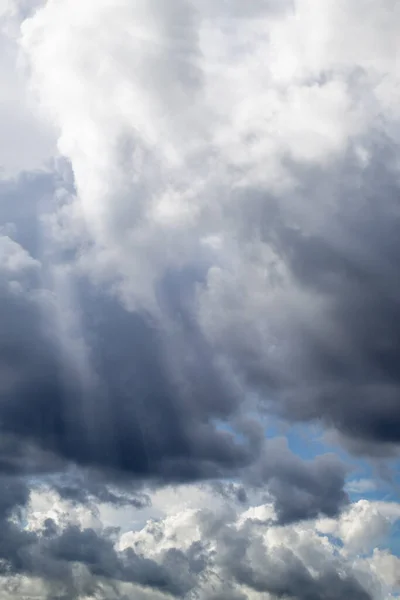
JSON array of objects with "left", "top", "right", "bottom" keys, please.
[
  {"left": 117, "top": 491, "right": 393, "bottom": 600},
  {"left": 13, "top": 0, "right": 400, "bottom": 459},
  {"left": 253, "top": 438, "right": 348, "bottom": 523},
  {"left": 0, "top": 0, "right": 399, "bottom": 597},
  {"left": 0, "top": 481, "right": 205, "bottom": 599},
  {"left": 0, "top": 234, "right": 39, "bottom": 274},
  {"left": 0, "top": 475, "right": 396, "bottom": 599},
  {"left": 213, "top": 138, "right": 400, "bottom": 455},
  {"left": 0, "top": 2, "right": 55, "bottom": 176},
  {"left": 317, "top": 499, "right": 400, "bottom": 554},
  {"left": 366, "top": 549, "right": 400, "bottom": 591},
  {"left": 0, "top": 240, "right": 350, "bottom": 522},
  {"left": 0, "top": 169, "right": 348, "bottom": 526},
  {"left": 346, "top": 479, "right": 377, "bottom": 495},
  {"left": 45, "top": 525, "right": 206, "bottom": 597}
]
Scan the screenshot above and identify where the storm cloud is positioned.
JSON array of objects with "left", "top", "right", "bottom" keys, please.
[
  {"left": 0, "top": 0, "right": 400, "bottom": 598},
  {"left": 199, "top": 135, "right": 400, "bottom": 455},
  {"left": 0, "top": 184, "right": 350, "bottom": 524}
]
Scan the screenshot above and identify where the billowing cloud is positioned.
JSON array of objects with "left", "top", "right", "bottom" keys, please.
[
  {"left": 0, "top": 0, "right": 399, "bottom": 598},
  {"left": 0, "top": 206, "right": 350, "bottom": 520},
  {"left": 14, "top": 0, "right": 400, "bottom": 456},
  {"left": 0, "top": 482, "right": 392, "bottom": 600}
]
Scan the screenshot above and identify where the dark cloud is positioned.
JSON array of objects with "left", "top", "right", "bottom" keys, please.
[
  {"left": 0, "top": 286, "right": 256, "bottom": 481},
  {"left": 38, "top": 466, "right": 152, "bottom": 509},
  {"left": 0, "top": 171, "right": 257, "bottom": 484},
  {"left": 0, "top": 271, "right": 349, "bottom": 521},
  {"left": 0, "top": 248, "right": 350, "bottom": 597},
  {"left": 229, "top": 547, "right": 372, "bottom": 600},
  {"left": 0, "top": 174, "right": 349, "bottom": 523},
  {"left": 207, "top": 136, "right": 400, "bottom": 457},
  {"left": 0, "top": 477, "right": 39, "bottom": 578},
  {"left": 255, "top": 439, "right": 348, "bottom": 523},
  {"left": 214, "top": 519, "right": 372, "bottom": 600},
  {"left": 0, "top": 1, "right": 399, "bottom": 598},
  {"left": 271, "top": 139, "right": 400, "bottom": 453},
  {"left": 45, "top": 525, "right": 201, "bottom": 596},
  {"left": 212, "top": 481, "right": 248, "bottom": 505},
  {"left": 51, "top": 478, "right": 151, "bottom": 509}
]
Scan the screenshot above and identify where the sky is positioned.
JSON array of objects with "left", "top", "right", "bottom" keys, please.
[{"left": 0, "top": 0, "right": 400, "bottom": 598}]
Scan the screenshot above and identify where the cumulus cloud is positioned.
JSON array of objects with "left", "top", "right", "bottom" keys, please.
[
  {"left": 12, "top": 0, "right": 400, "bottom": 457},
  {"left": 0, "top": 0, "right": 399, "bottom": 598},
  {"left": 0, "top": 475, "right": 391, "bottom": 600},
  {"left": 0, "top": 257, "right": 351, "bottom": 522}
]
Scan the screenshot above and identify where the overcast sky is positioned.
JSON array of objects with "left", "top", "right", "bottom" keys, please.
[{"left": 0, "top": 1, "right": 400, "bottom": 599}]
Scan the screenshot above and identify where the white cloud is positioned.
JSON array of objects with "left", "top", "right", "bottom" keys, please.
[
  {"left": 28, "top": 487, "right": 102, "bottom": 533},
  {"left": 346, "top": 479, "right": 378, "bottom": 494},
  {"left": 16, "top": 0, "right": 398, "bottom": 311},
  {"left": 0, "top": 2, "right": 55, "bottom": 177},
  {"left": 24, "top": 480, "right": 400, "bottom": 599},
  {"left": 0, "top": 234, "right": 39, "bottom": 273},
  {"left": 27, "top": 484, "right": 400, "bottom": 599},
  {"left": 317, "top": 500, "right": 400, "bottom": 555},
  {"left": 366, "top": 549, "right": 400, "bottom": 590}
]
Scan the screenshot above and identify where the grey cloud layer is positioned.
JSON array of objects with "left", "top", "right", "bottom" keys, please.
[
  {"left": 17, "top": 0, "right": 400, "bottom": 454},
  {"left": 203, "top": 136, "right": 400, "bottom": 454},
  {"left": 0, "top": 174, "right": 349, "bottom": 525}
]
